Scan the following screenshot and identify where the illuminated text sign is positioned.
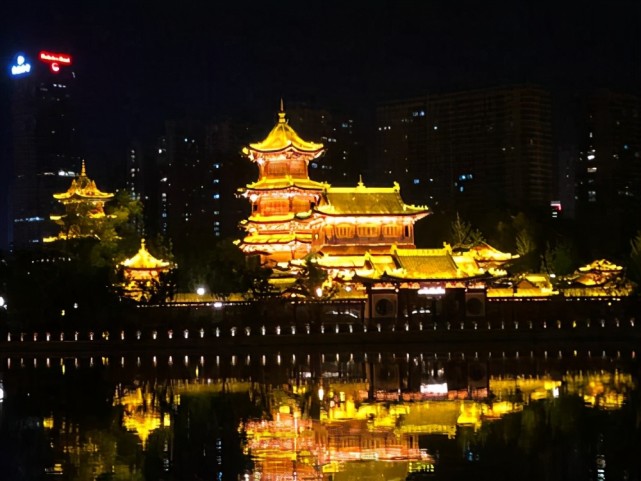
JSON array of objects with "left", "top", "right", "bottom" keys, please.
[{"left": 39, "top": 51, "right": 72, "bottom": 74}]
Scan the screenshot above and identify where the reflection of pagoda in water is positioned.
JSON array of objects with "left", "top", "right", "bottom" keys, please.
[
  {"left": 243, "top": 367, "right": 633, "bottom": 481},
  {"left": 114, "top": 383, "right": 171, "bottom": 448},
  {"left": 44, "top": 160, "right": 114, "bottom": 242}
]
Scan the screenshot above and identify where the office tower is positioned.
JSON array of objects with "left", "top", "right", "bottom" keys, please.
[
  {"left": 576, "top": 89, "right": 641, "bottom": 218},
  {"left": 375, "top": 85, "right": 554, "bottom": 216},
  {"left": 7, "top": 49, "right": 80, "bottom": 248},
  {"left": 151, "top": 119, "right": 250, "bottom": 253},
  {"left": 286, "top": 102, "right": 366, "bottom": 186}
]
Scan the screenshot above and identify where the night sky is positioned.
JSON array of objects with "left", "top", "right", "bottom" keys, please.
[{"left": 1, "top": 1, "right": 640, "bottom": 168}]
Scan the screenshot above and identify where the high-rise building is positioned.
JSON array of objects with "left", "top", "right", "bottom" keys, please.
[
  {"left": 7, "top": 49, "right": 81, "bottom": 248},
  {"left": 576, "top": 89, "right": 641, "bottom": 218},
  {"left": 150, "top": 119, "right": 250, "bottom": 254},
  {"left": 374, "top": 85, "right": 554, "bottom": 216},
  {"left": 285, "top": 102, "right": 366, "bottom": 186}
]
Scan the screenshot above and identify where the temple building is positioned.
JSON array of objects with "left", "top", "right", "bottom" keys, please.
[
  {"left": 558, "top": 259, "right": 635, "bottom": 297},
  {"left": 237, "top": 105, "right": 431, "bottom": 265},
  {"left": 44, "top": 161, "right": 114, "bottom": 242},
  {"left": 238, "top": 107, "right": 515, "bottom": 292},
  {"left": 119, "top": 239, "right": 174, "bottom": 301}
]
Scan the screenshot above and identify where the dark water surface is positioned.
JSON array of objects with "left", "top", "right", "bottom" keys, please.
[{"left": 0, "top": 342, "right": 638, "bottom": 481}]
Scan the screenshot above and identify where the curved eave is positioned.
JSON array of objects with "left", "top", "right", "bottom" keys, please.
[
  {"left": 123, "top": 266, "right": 172, "bottom": 271},
  {"left": 314, "top": 209, "right": 430, "bottom": 217},
  {"left": 241, "top": 234, "right": 313, "bottom": 245},
  {"left": 247, "top": 214, "right": 296, "bottom": 223},
  {"left": 245, "top": 181, "right": 328, "bottom": 191},
  {"left": 354, "top": 272, "right": 491, "bottom": 283},
  {"left": 246, "top": 143, "right": 324, "bottom": 156},
  {"left": 53, "top": 193, "right": 114, "bottom": 200}
]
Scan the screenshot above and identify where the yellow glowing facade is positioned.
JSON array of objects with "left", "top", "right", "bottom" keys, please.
[
  {"left": 559, "top": 258, "right": 635, "bottom": 297},
  {"left": 115, "top": 385, "right": 171, "bottom": 448},
  {"left": 237, "top": 106, "right": 519, "bottom": 293},
  {"left": 45, "top": 160, "right": 115, "bottom": 242},
  {"left": 119, "top": 239, "right": 174, "bottom": 301},
  {"left": 237, "top": 103, "right": 327, "bottom": 264}
]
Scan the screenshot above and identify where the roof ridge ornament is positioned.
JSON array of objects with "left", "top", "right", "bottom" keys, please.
[{"left": 278, "top": 98, "right": 286, "bottom": 124}]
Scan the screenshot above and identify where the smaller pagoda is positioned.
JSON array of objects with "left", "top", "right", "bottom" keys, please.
[
  {"left": 119, "top": 239, "right": 174, "bottom": 301},
  {"left": 45, "top": 160, "right": 115, "bottom": 242},
  {"left": 559, "top": 259, "right": 635, "bottom": 297}
]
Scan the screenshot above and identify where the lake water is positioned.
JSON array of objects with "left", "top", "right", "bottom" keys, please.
[{"left": 0, "top": 342, "right": 638, "bottom": 481}]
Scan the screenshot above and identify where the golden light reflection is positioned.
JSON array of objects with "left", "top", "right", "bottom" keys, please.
[{"left": 115, "top": 385, "right": 171, "bottom": 449}]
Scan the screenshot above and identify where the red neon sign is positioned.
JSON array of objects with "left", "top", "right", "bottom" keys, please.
[{"left": 39, "top": 51, "right": 72, "bottom": 65}]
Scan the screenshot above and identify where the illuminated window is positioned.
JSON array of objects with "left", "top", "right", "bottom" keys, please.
[
  {"left": 357, "top": 224, "right": 380, "bottom": 238},
  {"left": 262, "top": 199, "right": 289, "bottom": 216},
  {"left": 267, "top": 162, "right": 286, "bottom": 176},
  {"left": 290, "top": 160, "right": 306, "bottom": 176},
  {"left": 292, "top": 198, "right": 309, "bottom": 212},
  {"left": 335, "top": 224, "right": 354, "bottom": 238},
  {"left": 382, "top": 225, "right": 401, "bottom": 238}
]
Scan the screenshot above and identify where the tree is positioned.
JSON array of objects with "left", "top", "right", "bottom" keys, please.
[
  {"left": 285, "top": 254, "right": 337, "bottom": 300},
  {"left": 515, "top": 229, "right": 536, "bottom": 257},
  {"left": 629, "top": 230, "right": 641, "bottom": 284},
  {"left": 205, "top": 239, "right": 252, "bottom": 299},
  {"left": 449, "top": 212, "right": 485, "bottom": 248},
  {"left": 542, "top": 239, "right": 578, "bottom": 276}
]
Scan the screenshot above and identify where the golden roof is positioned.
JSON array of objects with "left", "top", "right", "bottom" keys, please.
[
  {"left": 241, "top": 233, "right": 313, "bottom": 245},
  {"left": 316, "top": 181, "right": 429, "bottom": 217},
  {"left": 345, "top": 246, "right": 489, "bottom": 281},
  {"left": 578, "top": 259, "right": 623, "bottom": 272},
  {"left": 121, "top": 239, "right": 172, "bottom": 270},
  {"left": 245, "top": 177, "right": 328, "bottom": 191},
  {"left": 53, "top": 161, "right": 114, "bottom": 201},
  {"left": 393, "top": 247, "right": 465, "bottom": 279},
  {"left": 464, "top": 242, "right": 518, "bottom": 262},
  {"left": 244, "top": 103, "right": 324, "bottom": 155}
]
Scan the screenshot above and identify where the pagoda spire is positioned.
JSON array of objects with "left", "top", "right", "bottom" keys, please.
[
  {"left": 81, "top": 159, "right": 86, "bottom": 177},
  {"left": 278, "top": 98, "right": 286, "bottom": 123}
]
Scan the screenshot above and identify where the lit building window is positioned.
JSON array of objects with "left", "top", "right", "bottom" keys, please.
[
  {"left": 357, "top": 225, "right": 380, "bottom": 238},
  {"left": 335, "top": 224, "right": 354, "bottom": 238}
]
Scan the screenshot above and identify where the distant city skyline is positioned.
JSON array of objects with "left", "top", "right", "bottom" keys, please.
[{"left": 1, "top": 1, "right": 640, "bottom": 250}]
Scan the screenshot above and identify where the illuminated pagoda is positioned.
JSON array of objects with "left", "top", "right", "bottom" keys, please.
[
  {"left": 237, "top": 100, "right": 327, "bottom": 264},
  {"left": 119, "top": 239, "right": 174, "bottom": 301},
  {"left": 45, "top": 160, "right": 115, "bottom": 242}
]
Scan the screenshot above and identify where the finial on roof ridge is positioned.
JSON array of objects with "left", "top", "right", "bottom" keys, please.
[
  {"left": 278, "top": 98, "right": 287, "bottom": 123},
  {"left": 81, "top": 159, "right": 86, "bottom": 177}
]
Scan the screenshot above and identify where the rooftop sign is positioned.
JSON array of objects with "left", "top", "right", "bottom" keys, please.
[
  {"left": 10, "top": 54, "right": 31, "bottom": 76},
  {"left": 39, "top": 50, "right": 72, "bottom": 74}
]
